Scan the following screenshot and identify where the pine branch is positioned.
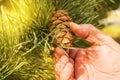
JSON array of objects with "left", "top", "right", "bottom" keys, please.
[{"left": 0, "top": 0, "right": 120, "bottom": 80}]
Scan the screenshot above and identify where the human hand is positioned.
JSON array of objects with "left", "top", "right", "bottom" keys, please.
[{"left": 54, "top": 22, "right": 120, "bottom": 80}]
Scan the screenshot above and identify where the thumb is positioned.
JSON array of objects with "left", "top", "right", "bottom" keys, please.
[{"left": 70, "top": 22, "right": 110, "bottom": 44}]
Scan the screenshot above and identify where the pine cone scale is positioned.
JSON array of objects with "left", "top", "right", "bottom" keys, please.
[{"left": 50, "top": 10, "right": 73, "bottom": 47}]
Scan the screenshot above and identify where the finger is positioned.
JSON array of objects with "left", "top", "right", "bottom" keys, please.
[
  {"left": 55, "top": 55, "right": 69, "bottom": 75},
  {"left": 54, "top": 47, "right": 66, "bottom": 62},
  {"left": 69, "top": 48, "right": 86, "bottom": 59},
  {"left": 69, "top": 48, "right": 82, "bottom": 59},
  {"left": 75, "top": 49, "right": 87, "bottom": 64},
  {"left": 60, "top": 58, "right": 74, "bottom": 80},
  {"left": 74, "top": 49, "right": 88, "bottom": 80},
  {"left": 68, "top": 59, "right": 75, "bottom": 80},
  {"left": 70, "top": 22, "right": 110, "bottom": 44}
]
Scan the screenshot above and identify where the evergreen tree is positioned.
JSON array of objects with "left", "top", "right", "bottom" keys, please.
[{"left": 0, "top": 0, "right": 120, "bottom": 80}]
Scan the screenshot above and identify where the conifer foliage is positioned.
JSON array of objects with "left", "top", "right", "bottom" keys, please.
[{"left": 0, "top": 0, "right": 119, "bottom": 80}]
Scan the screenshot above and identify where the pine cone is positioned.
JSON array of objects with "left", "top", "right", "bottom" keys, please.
[{"left": 50, "top": 10, "right": 73, "bottom": 47}]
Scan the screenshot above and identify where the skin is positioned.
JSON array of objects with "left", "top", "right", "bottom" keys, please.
[{"left": 54, "top": 22, "right": 120, "bottom": 80}]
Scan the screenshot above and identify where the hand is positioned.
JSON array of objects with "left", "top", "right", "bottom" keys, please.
[{"left": 54, "top": 22, "right": 120, "bottom": 80}]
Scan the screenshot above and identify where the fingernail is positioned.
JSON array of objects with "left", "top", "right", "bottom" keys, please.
[
  {"left": 54, "top": 47, "right": 64, "bottom": 57},
  {"left": 70, "top": 22, "right": 80, "bottom": 31}
]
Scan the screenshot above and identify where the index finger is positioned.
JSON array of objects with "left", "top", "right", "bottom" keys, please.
[{"left": 70, "top": 22, "right": 111, "bottom": 44}]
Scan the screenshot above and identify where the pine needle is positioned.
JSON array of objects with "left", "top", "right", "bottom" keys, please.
[{"left": 0, "top": 0, "right": 119, "bottom": 80}]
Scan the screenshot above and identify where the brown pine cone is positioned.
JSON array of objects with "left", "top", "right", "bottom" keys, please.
[{"left": 50, "top": 10, "right": 73, "bottom": 47}]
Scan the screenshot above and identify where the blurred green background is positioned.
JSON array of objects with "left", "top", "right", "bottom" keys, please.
[{"left": 101, "top": 7, "right": 120, "bottom": 43}]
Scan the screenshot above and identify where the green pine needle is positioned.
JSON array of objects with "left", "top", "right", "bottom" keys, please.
[{"left": 0, "top": 0, "right": 120, "bottom": 80}]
